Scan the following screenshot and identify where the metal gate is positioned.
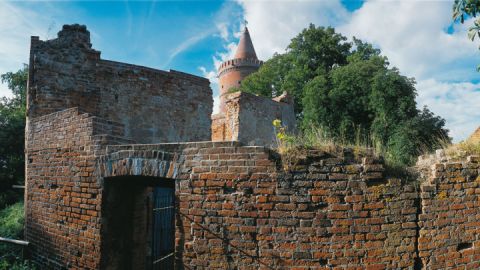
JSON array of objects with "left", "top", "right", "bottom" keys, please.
[{"left": 151, "top": 186, "right": 175, "bottom": 269}]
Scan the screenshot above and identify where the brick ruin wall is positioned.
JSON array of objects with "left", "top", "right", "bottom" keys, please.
[
  {"left": 26, "top": 106, "right": 480, "bottom": 269},
  {"left": 171, "top": 149, "right": 419, "bottom": 269},
  {"left": 25, "top": 108, "right": 124, "bottom": 268},
  {"left": 28, "top": 25, "right": 212, "bottom": 144},
  {"left": 417, "top": 155, "right": 480, "bottom": 269},
  {"left": 212, "top": 91, "right": 296, "bottom": 147},
  {"left": 25, "top": 24, "right": 480, "bottom": 269}
]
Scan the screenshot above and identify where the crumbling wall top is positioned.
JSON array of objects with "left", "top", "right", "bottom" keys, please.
[{"left": 57, "top": 24, "right": 92, "bottom": 48}]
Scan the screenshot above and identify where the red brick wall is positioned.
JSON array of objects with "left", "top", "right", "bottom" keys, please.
[
  {"left": 25, "top": 107, "right": 125, "bottom": 269},
  {"left": 173, "top": 147, "right": 418, "bottom": 269},
  {"left": 27, "top": 119, "right": 480, "bottom": 269},
  {"left": 96, "top": 144, "right": 420, "bottom": 269},
  {"left": 28, "top": 24, "right": 212, "bottom": 144},
  {"left": 469, "top": 127, "right": 480, "bottom": 143},
  {"left": 418, "top": 156, "right": 480, "bottom": 269}
]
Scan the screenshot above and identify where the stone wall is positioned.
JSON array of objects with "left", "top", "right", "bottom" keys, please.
[
  {"left": 28, "top": 24, "right": 212, "bottom": 144},
  {"left": 212, "top": 91, "right": 296, "bottom": 147}
]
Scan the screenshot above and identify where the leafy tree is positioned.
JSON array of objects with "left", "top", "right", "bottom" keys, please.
[
  {"left": 0, "top": 65, "right": 27, "bottom": 209},
  {"left": 237, "top": 25, "right": 449, "bottom": 166},
  {"left": 453, "top": 0, "right": 480, "bottom": 70},
  {"left": 241, "top": 24, "right": 351, "bottom": 114}
]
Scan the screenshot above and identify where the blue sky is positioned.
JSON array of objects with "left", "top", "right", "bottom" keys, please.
[
  {"left": 5, "top": 1, "right": 242, "bottom": 77},
  {"left": 1, "top": 0, "right": 479, "bottom": 141}
]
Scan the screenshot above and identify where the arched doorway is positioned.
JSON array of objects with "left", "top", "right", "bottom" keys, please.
[{"left": 100, "top": 176, "right": 175, "bottom": 270}]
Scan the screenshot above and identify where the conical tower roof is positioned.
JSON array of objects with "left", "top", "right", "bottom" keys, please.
[{"left": 234, "top": 27, "right": 258, "bottom": 60}]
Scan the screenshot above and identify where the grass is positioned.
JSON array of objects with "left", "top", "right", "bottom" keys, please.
[
  {"left": 273, "top": 124, "right": 381, "bottom": 171},
  {"left": 442, "top": 139, "right": 480, "bottom": 160},
  {"left": 0, "top": 202, "right": 34, "bottom": 270},
  {"left": 0, "top": 202, "right": 24, "bottom": 239},
  {"left": 416, "top": 134, "right": 480, "bottom": 163},
  {"left": 273, "top": 123, "right": 422, "bottom": 182}
]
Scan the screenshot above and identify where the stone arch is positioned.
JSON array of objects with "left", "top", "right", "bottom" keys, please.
[{"left": 96, "top": 150, "right": 184, "bottom": 179}]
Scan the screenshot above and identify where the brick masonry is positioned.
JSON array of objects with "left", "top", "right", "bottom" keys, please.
[
  {"left": 25, "top": 24, "right": 480, "bottom": 269},
  {"left": 96, "top": 142, "right": 421, "bottom": 269},
  {"left": 211, "top": 91, "right": 296, "bottom": 147},
  {"left": 212, "top": 25, "right": 297, "bottom": 147},
  {"left": 26, "top": 104, "right": 480, "bottom": 269},
  {"left": 418, "top": 155, "right": 480, "bottom": 269},
  {"left": 28, "top": 24, "right": 212, "bottom": 144}
]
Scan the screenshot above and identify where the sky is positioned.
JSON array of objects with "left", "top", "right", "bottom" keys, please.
[{"left": 0, "top": 0, "right": 479, "bottom": 142}]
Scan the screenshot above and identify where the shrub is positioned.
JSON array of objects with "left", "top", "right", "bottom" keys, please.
[{"left": 0, "top": 202, "right": 32, "bottom": 269}]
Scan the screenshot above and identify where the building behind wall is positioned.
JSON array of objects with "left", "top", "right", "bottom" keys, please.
[{"left": 211, "top": 26, "right": 297, "bottom": 146}]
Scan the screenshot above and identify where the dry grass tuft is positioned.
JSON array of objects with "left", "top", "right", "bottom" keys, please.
[
  {"left": 438, "top": 138, "right": 480, "bottom": 161},
  {"left": 273, "top": 122, "right": 378, "bottom": 171}
]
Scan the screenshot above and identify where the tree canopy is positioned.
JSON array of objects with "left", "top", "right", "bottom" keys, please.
[
  {"left": 0, "top": 65, "right": 27, "bottom": 209},
  {"left": 238, "top": 24, "right": 449, "bottom": 166}
]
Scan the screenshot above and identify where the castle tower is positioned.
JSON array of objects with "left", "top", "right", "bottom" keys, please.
[{"left": 217, "top": 26, "right": 263, "bottom": 113}]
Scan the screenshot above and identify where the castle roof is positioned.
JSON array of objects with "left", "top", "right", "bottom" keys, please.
[{"left": 234, "top": 27, "right": 258, "bottom": 60}]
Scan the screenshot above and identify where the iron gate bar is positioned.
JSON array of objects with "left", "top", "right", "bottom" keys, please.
[
  {"left": 153, "top": 206, "right": 174, "bottom": 211},
  {"left": 152, "top": 252, "right": 175, "bottom": 265},
  {"left": 151, "top": 186, "right": 175, "bottom": 270}
]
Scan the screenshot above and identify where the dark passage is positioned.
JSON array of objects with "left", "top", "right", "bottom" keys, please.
[{"left": 100, "top": 177, "right": 175, "bottom": 270}]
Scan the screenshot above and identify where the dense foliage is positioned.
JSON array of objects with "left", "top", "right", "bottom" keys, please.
[
  {"left": 0, "top": 66, "right": 32, "bottom": 269},
  {"left": 0, "top": 202, "right": 24, "bottom": 255},
  {"left": 0, "top": 65, "right": 27, "bottom": 209},
  {"left": 239, "top": 25, "right": 449, "bottom": 165}
]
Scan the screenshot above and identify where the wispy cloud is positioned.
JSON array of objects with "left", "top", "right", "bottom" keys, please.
[
  {"left": 199, "top": 66, "right": 220, "bottom": 114},
  {"left": 417, "top": 79, "right": 480, "bottom": 141},
  {"left": 0, "top": 2, "right": 53, "bottom": 97},
  {"left": 197, "top": 1, "right": 244, "bottom": 114},
  {"left": 163, "top": 28, "right": 216, "bottom": 69},
  {"left": 124, "top": 0, "right": 133, "bottom": 36},
  {"left": 147, "top": 0, "right": 156, "bottom": 19}
]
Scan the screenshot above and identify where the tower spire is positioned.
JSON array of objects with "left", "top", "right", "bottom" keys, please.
[{"left": 234, "top": 26, "right": 258, "bottom": 60}]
